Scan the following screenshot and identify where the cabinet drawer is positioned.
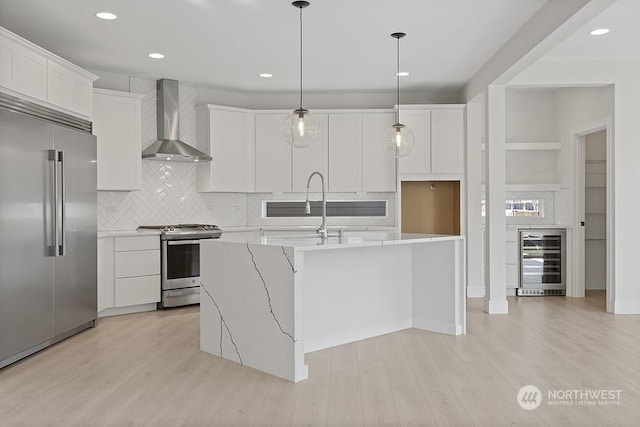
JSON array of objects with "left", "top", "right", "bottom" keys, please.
[
  {"left": 115, "top": 250, "right": 160, "bottom": 278},
  {"left": 115, "top": 275, "right": 160, "bottom": 307},
  {"left": 115, "top": 235, "right": 159, "bottom": 252}
]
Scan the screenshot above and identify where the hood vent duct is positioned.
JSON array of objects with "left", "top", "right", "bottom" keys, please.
[{"left": 142, "top": 78, "right": 212, "bottom": 162}]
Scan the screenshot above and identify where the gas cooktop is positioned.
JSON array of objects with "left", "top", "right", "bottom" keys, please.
[{"left": 137, "top": 224, "right": 222, "bottom": 240}]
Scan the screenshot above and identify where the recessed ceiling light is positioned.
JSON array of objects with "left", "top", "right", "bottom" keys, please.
[
  {"left": 589, "top": 28, "right": 610, "bottom": 36},
  {"left": 397, "top": 71, "right": 410, "bottom": 77},
  {"left": 96, "top": 12, "right": 117, "bottom": 20},
  {"left": 148, "top": 53, "right": 165, "bottom": 59},
  {"left": 259, "top": 73, "right": 273, "bottom": 78}
]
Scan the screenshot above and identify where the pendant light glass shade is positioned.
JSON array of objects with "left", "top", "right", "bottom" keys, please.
[
  {"left": 386, "top": 32, "right": 413, "bottom": 158},
  {"left": 384, "top": 123, "right": 415, "bottom": 157},
  {"left": 283, "top": 108, "right": 321, "bottom": 148},
  {"left": 284, "top": 1, "right": 320, "bottom": 148}
]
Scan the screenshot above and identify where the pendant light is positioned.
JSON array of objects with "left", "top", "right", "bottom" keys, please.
[
  {"left": 283, "top": 1, "right": 320, "bottom": 148},
  {"left": 384, "top": 32, "right": 415, "bottom": 158}
]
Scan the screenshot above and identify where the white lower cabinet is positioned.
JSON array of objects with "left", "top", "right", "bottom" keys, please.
[{"left": 98, "top": 235, "right": 160, "bottom": 316}]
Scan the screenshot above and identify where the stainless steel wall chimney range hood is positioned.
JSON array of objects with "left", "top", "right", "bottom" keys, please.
[{"left": 141, "top": 79, "right": 212, "bottom": 162}]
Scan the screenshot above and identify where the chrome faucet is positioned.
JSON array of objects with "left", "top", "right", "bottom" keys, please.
[{"left": 304, "top": 171, "right": 327, "bottom": 239}]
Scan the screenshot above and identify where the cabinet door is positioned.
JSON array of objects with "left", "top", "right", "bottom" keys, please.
[
  {"left": 292, "top": 113, "right": 328, "bottom": 192},
  {"left": 93, "top": 90, "right": 143, "bottom": 191},
  {"left": 431, "top": 108, "right": 464, "bottom": 174},
  {"left": 328, "top": 114, "right": 362, "bottom": 192},
  {"left": 398, "top": 109, "right": 431, "bottom": 174},
  {"left": 0, "top": 36, "right": 18, "bottom": 91},
  {"left": 362, "top": 113, "right": 396, "bottom": 192},
  {"left": 97, "top": 237, "right": 115, "bottom": 312},
  {"left": 255, "top": 113, "right": 292, "bottom": 192},
  {"left": 47, "top": 60, "right": 93, "bottom": 117},
  {"left": 17, "top": 47, "right": 47, "bottom": 101},
  {"left": 197, "top": 107, "right": 255, "bottom": 192}
]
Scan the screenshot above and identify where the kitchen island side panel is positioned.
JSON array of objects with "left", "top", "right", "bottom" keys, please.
[{"left": 200, "top": 240, "right": 306, "bottom": 382}]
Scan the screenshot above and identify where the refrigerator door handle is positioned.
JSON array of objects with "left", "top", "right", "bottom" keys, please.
[
  {"left": 48, "top": 149, "right": 60, "bottom": 257},
  {"left": 58, "top": 150, "right": 66, "bottom": 256}
]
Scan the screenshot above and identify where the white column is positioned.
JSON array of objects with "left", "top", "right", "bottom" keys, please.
[
  {"left": 484, "top": 85, "right": 508, "bottom": 314},
  {"left": 465, "top": 97, "right": 485, "bottom": 298}
]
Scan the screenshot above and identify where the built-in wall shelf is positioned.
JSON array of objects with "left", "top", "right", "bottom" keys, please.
[
  {"left": 481, "top": 184, "right": 562, "bottom": 192},
  {"left": 480, "top": 142, "right": 562, "bottom": 151}
]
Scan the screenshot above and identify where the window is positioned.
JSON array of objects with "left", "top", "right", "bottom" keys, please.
[{"left": 481, "top": 199, "right": 542, "bottom": 217}]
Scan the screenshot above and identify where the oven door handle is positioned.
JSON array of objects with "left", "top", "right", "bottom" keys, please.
[{"left": 167, "top": 240, "right": 201, "bottom": 246}]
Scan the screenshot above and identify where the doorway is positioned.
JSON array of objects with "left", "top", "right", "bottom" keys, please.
[
  {"left": 401, "top": 181, "right": 460, "bottom": 235},
  {"left": 573, "top": 119, "right": 613, "bottom": 312},
  {"left": 584, "top": 130, "right": 607, "bottom": 298}
]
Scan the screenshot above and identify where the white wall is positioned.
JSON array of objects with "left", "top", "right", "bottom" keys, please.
[{"left": 511, "top": 57, "right": 640, "bottom": 313}]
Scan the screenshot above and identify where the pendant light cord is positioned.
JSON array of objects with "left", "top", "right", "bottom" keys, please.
[
  {"left": 396, "top": 36, "right": 400, "bottom": 124},
  {"left": 299, "top": 5, "right": 304, "bottom": 110}
]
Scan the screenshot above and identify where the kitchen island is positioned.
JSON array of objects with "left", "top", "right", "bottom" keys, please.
[{"left": 200, "top": 231, "right": 465, "bottom": 382}]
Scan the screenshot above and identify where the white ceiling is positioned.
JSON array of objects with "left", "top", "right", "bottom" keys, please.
[
  {"left": 544, "top": 0, "right": 640, "bottom": 61},
  {"left": 0, "top": 0, "right": 551, "bottom": 95}
]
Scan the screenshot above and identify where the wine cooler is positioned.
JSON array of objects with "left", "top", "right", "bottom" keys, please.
[{"left": 518, "top": 229, "right": 566, "bottom": 296}]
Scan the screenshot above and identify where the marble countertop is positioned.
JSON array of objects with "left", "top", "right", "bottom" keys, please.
[
  {"left": 97, "top": 225, "right": 398, "bottom": 238},
  {"left": 97, "top": 229, "right": 161, "bottom": 238},
  {"left": 212, "top": 230, "right": 462, "bottom": 251}
]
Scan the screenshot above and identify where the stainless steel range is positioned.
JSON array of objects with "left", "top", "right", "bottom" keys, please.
[{"left": 137, "top": 224, "right": 222, "bottom": 308}]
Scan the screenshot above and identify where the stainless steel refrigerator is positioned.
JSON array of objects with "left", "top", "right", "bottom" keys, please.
[{"left": 0, "top": 93, "right": 97, "bottom": 369}]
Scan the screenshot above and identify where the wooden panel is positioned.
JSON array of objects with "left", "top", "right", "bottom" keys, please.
[
  {"left": 401, "top": 181, "right": 460, "bottom": 235},
  {"left": 114, "top": 250, "right": 160, "bottom": 278},
  {"left": 115, "top": 236, "right": 159, "bottom": 252},
  {"left": 115, "top": 275, "right": 161, "bottom": 307}
]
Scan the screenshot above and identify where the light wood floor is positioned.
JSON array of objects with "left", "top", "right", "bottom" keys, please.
[{"left": 1, "top": 291, "right": 639, "bottom": 426}]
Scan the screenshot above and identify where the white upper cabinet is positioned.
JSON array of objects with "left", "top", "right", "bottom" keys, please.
[
  {"left": 398, "top": 105, "right": 465, "bottom": 176},
  {"left": 362, "top": 113, "right": 396, "bottom": 191},
  {"left": 0, "top": 35, "right": 18, "bottom": 91},
  {"left": 47, "top": 60, "right": 94, "bottom": 118},
  {"left": 18, "top": 47, "right": 47, "bottom": 102},
  {"left": 196, "top": 105, "right": 255, "bottom": 193},
  {"left": 255, "top": 113, "right": 291, "bottom": 193},
  {"left": 93, "top": 89, "right": 144, "bottom": 191},
  {"left": 398, "top": 109, "right": 431, "bottom": 174},
  {"left": 254, "top": 111, "right": 328, "bottom": 193},
  {"left": 431, "top": 108, "right": 464, "bottom": 174},
  {"left": 291, "top": 113, "right": 328, "bottom": 193},
  {"left": 329, "top": 112, "right": 396, "bottom": 193},
  {"left": 0, "top": 26, "right": 97, "bottom": 119},
  {"left": 329, "top": 114, "right": 362, "bottom": 192}
]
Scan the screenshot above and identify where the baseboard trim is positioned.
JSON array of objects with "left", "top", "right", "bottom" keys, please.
[
  {"left": 413, "top": 318, "right": 462, "bottom": 336},
  {"left": 467, "top": 286, "right": 485, "bottom": 298},
  {"left": 484, "top": 298, "right": 509, "bottom": 314},
  {"left": 98, "top": 303, "right": 157, "bottom": 318},
  {"left": 304, "top": 319, "right": 411, "bottom": 353},
  {"left": 613, "top": 299, "right": 640, "bottom": 314}
]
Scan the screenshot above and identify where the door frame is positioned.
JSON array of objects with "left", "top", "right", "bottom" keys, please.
[{"left": 571, "top": 116, "right": 614, "bottom": 312}]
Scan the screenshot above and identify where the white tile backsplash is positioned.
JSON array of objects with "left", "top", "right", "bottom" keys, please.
[{"left": 97, "top": 77, "right": 396, "bottom": 231}]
